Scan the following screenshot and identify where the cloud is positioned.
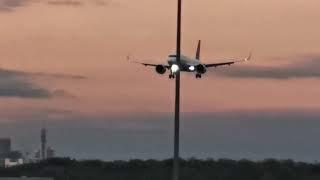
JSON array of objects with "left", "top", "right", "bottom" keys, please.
[
  {"left": 24, "top": 71, "right": 86, "bottom": 80},
  {"left": 47, "top": 0, "right": 116, "bottom": 6},
  {"left": 52, "top": 89, "right": 75, "bottom": 98},
  {"left": 47, "top": 0, "right": 82, "bottom": 6},
  {"left": 92, "top": 0, "right": 118, "bottom": 6},
  {"left": 0, "top": 78, "right": 51, "bottom": 98},
  {"left": 0, "top": 0, "right": 114, "bottom": 11},
  {"left": 0, "top": 0, "right": 29, "bottom": 11},
  {"left": 212, "top": 56, "right": 320, "bottom": 79},
  {"left": 0, "top": 68, "right": 84, "bottom": 98},
  {"left": 0, "top": 68, "right": 86, "bottom": 80}
]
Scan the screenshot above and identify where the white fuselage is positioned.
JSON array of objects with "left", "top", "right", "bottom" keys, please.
[{"left": 167, "top": 54, "right": 201, "bottom": 72}]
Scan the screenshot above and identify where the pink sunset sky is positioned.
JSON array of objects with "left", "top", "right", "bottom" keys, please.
[{"left": 0, "top": 0, "right": 320, "bottom": 120}]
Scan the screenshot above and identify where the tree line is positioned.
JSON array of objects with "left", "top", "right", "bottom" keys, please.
[{"left": 1, "top": 158, "right": 320, "bottom": 180}]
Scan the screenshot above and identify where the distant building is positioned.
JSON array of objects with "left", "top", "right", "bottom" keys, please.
[
  {"left": 0, "top": 138, "right": 11, "bottom": 158},
  {"left": 34, "top": 150, "right": 40, "bottom": 160},
  {"left": 34, "top": 147, "right": 55, "bottom": 160},
  {"left": 0, "top": 158, "right": 4, "bottom": 167},
  {"left": 4, "top": 158, "right": 24, "bottom": 168},
  {"left": 33, "top": 127, "right": 56, "bottom": 161},
  {"left": 41, "top": 128, "right": 47, "bottom": 160},
  {"left": 0, "top": 138, "right": 23, "bottom": 167},
  {"left": 46, "top": 147, "right": 55, "bottom": 159},
  {"left": 7, "top": 151, "right": 23, "bottom": 159},
  {"left": 0, "top": 138, "right": 12, "bottom": 167}
]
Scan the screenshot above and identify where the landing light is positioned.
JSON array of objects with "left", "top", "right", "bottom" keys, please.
[
  {"left": 171, "top": 64, "right": 179, "bottom": 73},
  {"left": 189, "top": 66, "right": 195, "bottom": 71}
]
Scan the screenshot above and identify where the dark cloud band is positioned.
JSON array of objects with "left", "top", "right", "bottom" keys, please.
[
  {"left": 0, "top": 68, "right": 84, "bottom": 98},
  {"left": 0, "top": 78, "right": 52, "bottom": 98},
  {"left": 0, "top": 0, "right": 112, "bottom": 11},
  {"left": 47, "top": 0, "right": 83, "bottom": 6},
  {"left": 213, "top": 56, "right": 320, "bottom": 79},
  {"left": 0, "top": 0, "right": 28, "bottom": 11}
]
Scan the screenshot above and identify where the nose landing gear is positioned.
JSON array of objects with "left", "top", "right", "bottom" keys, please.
[
  {"left": 195, "top": 74, "right": 202, "bottom": 79},
  {"left": 169, "top": 74, "right": 175, "bottom": 79}
]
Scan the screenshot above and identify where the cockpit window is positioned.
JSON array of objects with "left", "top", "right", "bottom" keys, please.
[{"left": 169, "top": 55, "right": 177, "bottom": 57}]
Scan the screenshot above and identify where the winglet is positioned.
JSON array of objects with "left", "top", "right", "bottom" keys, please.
[
  {"left": 126, "top": 54, "right": 146, "bottom": 65},
  {"left": 195, "top": 40, "right": 201, "bottom": 60},
  {"left": 245, "top": 52, "right": 252, "bottom": 62}
]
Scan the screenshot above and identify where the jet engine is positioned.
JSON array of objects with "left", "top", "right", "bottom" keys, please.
[
  {"left": 155, "top": 65, "right": 167, "bottom": 74},
  {"left": 196, "top": 64, "right": 207, "bottom": 74}
]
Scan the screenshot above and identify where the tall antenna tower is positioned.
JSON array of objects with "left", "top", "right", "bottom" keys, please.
[{"left": 41, "top": 126, "right": 47, "bottom": 160}]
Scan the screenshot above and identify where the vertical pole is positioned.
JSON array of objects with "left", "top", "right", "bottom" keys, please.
[
  {"left": 41, "top": 128, "right": 47, "bottom": 160},
  {"left": 173, "top": 0, "right": 182, "bottom": 180}
]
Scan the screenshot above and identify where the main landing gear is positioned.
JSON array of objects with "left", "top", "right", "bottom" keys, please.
[
  {"left": 196, "top": 74, "right": 202, "bottom": 79},
  {"left": 169, "top": 74, "right": 175, "bottom": 79}
]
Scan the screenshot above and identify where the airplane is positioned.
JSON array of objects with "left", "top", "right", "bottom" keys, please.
[{"left": 128, "top": 40, "right": 251, "bottom": 79}]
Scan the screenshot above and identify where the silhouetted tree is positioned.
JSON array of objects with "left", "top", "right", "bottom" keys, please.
[{"left": 1, "top": 158, "right": 320, "bottom": 180}]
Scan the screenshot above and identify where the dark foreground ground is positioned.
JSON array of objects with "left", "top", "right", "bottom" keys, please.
[{"left": 1, "top": 158, "right": 320, "bottom": 180}]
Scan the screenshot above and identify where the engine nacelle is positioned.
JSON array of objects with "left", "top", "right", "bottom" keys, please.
[
  {"left": 155, "top": 65, "right": 167, "bottom": 74},
  {"left": 196, "top": 64, "right": 207, "bottom": 74}
]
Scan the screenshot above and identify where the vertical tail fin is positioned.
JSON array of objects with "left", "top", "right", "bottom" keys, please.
[{"left": 195, "top": 40, "right": 201, "bottom": 60}]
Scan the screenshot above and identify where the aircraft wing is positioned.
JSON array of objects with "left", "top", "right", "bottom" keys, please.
[
  {"left": 205, "top": 53, "right": 252, "bottom": 68},
  {"left": 138, "top": 62, "right": 158, "bottom": 67},
  {"left": 205, "top": 61, "right": 235, "bottom": 67},
  {"left": 127, "top": 55, "right": 170, "bottom": 68}
]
